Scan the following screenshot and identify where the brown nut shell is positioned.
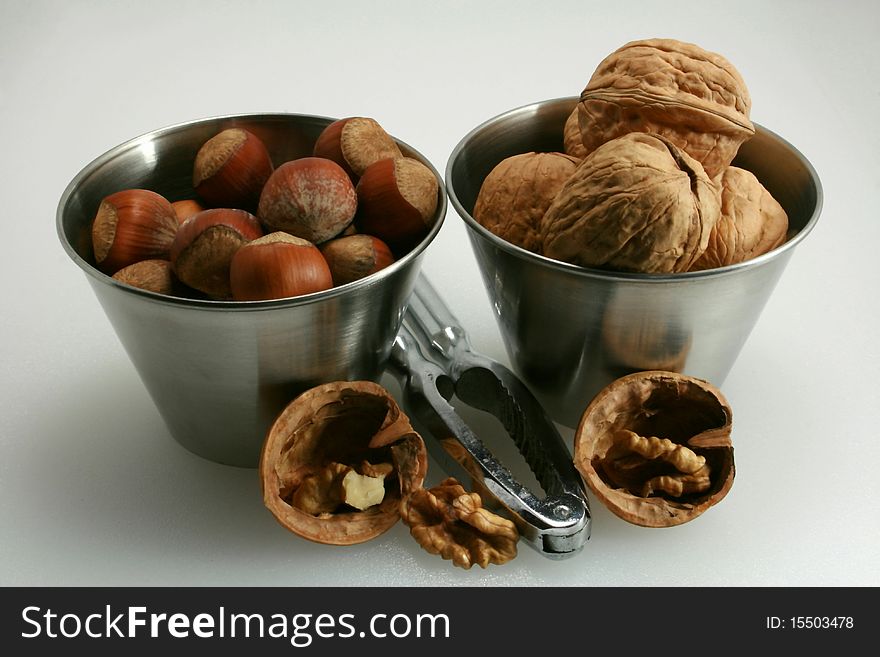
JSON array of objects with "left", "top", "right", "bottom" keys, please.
[
  {"left": 170, "top": 208, "right": 264, "bottom": 299},
  {"left": 91, "top": 189, "right": 179, "bottom": 275},
  {"left": 193, "top": 128, "right": 274, "bottom": 211},
  {"left": 574, "top": 371, "right": 735, "bottom": 528},
  {"left": 313, "top": 117, "right": 403, "bottom": 181},
  {"left": 541, "top": 132, "right": 720, "bottom": 273},
  {"left": 562, "top": 107, "right": 587, "bottom": 160},
  {"left": 259, "top": 381, "right": 428, "bottom": 546},
  {"left": 579, "top": 38, "right": 754, "bottom": 179},
  {"left": 690, "top": 166, "right": 789, "bottom": 270},
  {"left": 473, "top": 151, "right": 579, "bottom": 254},
  {"left": 355, "top": 157, "right": 439, "bottom": 254},
  {"left": 229, "top": 232, "right": 333, "bottom": 301},
  {"left": 319, "top": 234, "right": 395, "bottom": 286},
  {"left": 111, "top": 259, "right": 175, "bottom": 295},
  {"left": 258, "top": 157, "right": 357, "bottom": 244}
]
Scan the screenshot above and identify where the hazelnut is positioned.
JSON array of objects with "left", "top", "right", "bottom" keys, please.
[
  {"left": 319, "top": 234, "right": 395, "bottom": 286},
  {"left": 229, "top": 232, "right": 333, "bottom": 301},
  {"left": 90, "top": 189, "right": 179, "bottom": 275},
  {"left": 192, "top": 128, "right": 274, "bottom": 211},
  {"left": 111, "top": 259, "right": 175, "bottom": 295},
  {"left": 170, "top": 199, "right": 205, "bottom": 225},
  {"left": 355, "top": 157, "right": 439, "bottom": 254},
  {"left": 313, "top": 117, "right": 402, "bottom": 181},
  {"left": 257, "top": 157, "right": 357, "bottom": 244},
  {"left": 170, "top": 208, "right": 263, "bottom": 299}
]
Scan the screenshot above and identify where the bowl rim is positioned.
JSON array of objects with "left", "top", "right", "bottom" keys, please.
[
  {"left": 445, "top": 96, "right": 823, "bottom": 283},
  {"left": 56, "top": 111, "right": 448, "bottom": 311}
]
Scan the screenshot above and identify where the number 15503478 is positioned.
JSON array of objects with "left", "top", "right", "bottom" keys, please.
[{"left": 766, "top": 616, "right": 854, "bottom": 630}]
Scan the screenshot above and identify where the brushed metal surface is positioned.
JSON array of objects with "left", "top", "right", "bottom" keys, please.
[
  {"left": 57, "top": 113, "right": 447, "bottom": 467},
  {"left": 446, "top": 98, "right": 822, "bottom": 427}
]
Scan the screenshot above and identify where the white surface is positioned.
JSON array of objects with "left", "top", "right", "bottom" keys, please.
[{"left": 2, "top": 0, "right": 878, "bottom": 587}]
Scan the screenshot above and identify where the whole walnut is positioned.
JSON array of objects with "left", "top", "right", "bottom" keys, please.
[
  {"left": 541, "top": 132, "right": 720, "bottom": 273},
  {"left": 562, "top": 107, "right": 588, "bottom": 160},
  {"left": 472, "top": 151, "right": 579, "bottom": 253},
  {"left": 690, "top": 166, "right": 789, "bottom": 271},
  {"left": 578, "top": 38, "right": 754, "bottom": 178}
]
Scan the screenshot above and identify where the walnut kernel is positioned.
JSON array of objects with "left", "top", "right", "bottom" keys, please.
[
  {"left": 574, "top": 371, "right": 734, "bottom": 527},
  {"left": 401, "top": 477, "right": 518, "bottom": 569},
  {"left": 260, "top": 381, "right": 427, "bottom": 545}
]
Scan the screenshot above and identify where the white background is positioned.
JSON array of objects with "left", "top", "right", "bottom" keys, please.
[{"left": 2, "top": 0, "right": 878, "bottom": 586}]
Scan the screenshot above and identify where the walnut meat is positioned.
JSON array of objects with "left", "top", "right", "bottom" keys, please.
[
  {"left": 574, "top": 371, "right": 735, "bottom": 527},
  {"left": 690, "top": 166, "right": 789, "bottom": 270},
  {"left": 473, "top": 151, "right": 579, "bottom": 253},
  {"left": 259, "top": 381, "right": 427, "bottom": 545},
  {"left": 400, "top": 477, "right": 518, "bottom": 569},
  {"left": 541, "top": 132, "right": 721, "bottom": 273},
  {"left": 578, "top": 38, "right": 754, "bottom": 178}
]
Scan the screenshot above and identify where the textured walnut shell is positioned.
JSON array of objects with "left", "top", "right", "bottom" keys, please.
[
  {"left": 690, "top": 166, "right": 789, "bottom": 271},
  {"left": 259, "top": 381, "right": 427, "bottom": 545},
  {"left": 562, "top": 107, "right": 587, "bottom": 160},
  {"left": 541, "top": 132, "right": 720, "bottom": 273},
  {"left": 579, "top": 38, "right": 754, "bottom": 178},
  {"left": 473, "top": 151, "right": 579, "bottom": 253},
  {"left": 574, "top": 371, "right": 734, "bottom": 528}
]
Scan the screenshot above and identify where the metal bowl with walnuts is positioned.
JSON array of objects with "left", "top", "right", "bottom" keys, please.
[{"left": 471, "top": 38, "right": 791, "bottom": 276}]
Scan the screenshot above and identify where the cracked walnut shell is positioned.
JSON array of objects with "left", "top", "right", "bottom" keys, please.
[
  {"left": 541, "top": 132, "right": 720, "bottom": 273},
  {"left": 574, "top": 371, "right": 734, "bottom": 527},
  {"left": 473, "top": 151, "right": 579, "bottom": 253},
  {"left": 259, "top": 381, "right": 427, "bottom": 545},
  {"left": 401, "top": 477, "right": 518, "bottom": 570},
  {"left": 578, "top": 38, "right": 754, "bottom": 179},
  {"left": 690, "top": 166, "right": 789, "bottom": 270}
]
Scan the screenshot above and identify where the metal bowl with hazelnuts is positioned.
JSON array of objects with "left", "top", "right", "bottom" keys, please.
[{"left": 57, "top": 113, "right": 446, "bottom": 467}]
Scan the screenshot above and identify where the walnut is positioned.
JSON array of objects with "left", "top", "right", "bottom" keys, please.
[
  {"left": 562, "top": 107, "right": 587, "bottom": 160},
  {"left": 291, "top": 461, "right": 391, "bottom": 514},
  {"left": 574, "top": 371, "right": 735, "bottom": 527},
  {"left": 578, "top": 38, "right": 754, "bottom": 178},
  {"left": 541, "top": 132, "right": 721, "bottom": 273},
  {"left": 690, "top": 166, "right": 789, "bottom": 270},
  {"left": 473, "top": 151, "right": 579, "bottom": 253},
  {"left": 259, "top": 381, "right": 427, "bottom": 545},
  {"left": 400, "top": 477, "right": 518, "bottom": 569},
  {"left": 602, "top": 430, "right": 712, "bottom": 498}
]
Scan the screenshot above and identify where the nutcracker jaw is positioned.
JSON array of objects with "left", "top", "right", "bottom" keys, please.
[{"left": 389, "top": 274, "right": 591, "bottom": 559}]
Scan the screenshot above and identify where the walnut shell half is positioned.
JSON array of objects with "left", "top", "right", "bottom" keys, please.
[
  {"left": 690, "top": 166, "right": 789, "bottom": 270},
  {"left": 578, "top": 38, "right": 754, "bottom": 179},
  {"left": 574, "top": 371, "right": 734, "bottom": 527},
  {"left": 259, "top": 381, "right": 427, "bottom": 545},
  {"left": 473, "top": 151, "right": 579, "bottom": 254},
  {"left": 541, "top": 132, "right": 720, "bottom": 273}
]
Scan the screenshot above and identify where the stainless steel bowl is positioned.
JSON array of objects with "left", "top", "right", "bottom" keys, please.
[
  {"left": 57, "top": 113, "right": 447, "bottom": 467},
  {"left": 447, "top": 97, "right": 822, "bottom": 427}
]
